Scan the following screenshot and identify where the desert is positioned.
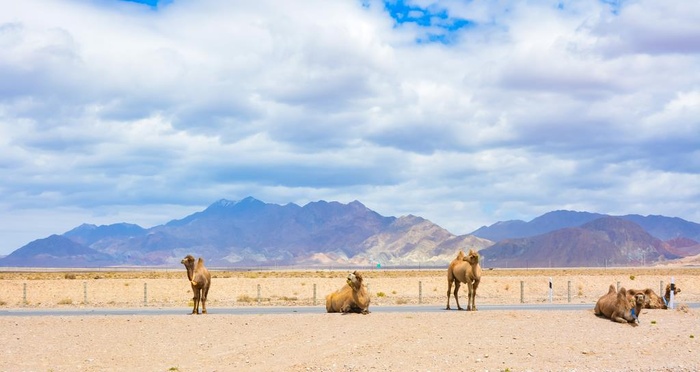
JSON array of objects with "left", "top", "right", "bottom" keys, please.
[{"left": 1, "top": 267, "right": 699, "bottom": 371}]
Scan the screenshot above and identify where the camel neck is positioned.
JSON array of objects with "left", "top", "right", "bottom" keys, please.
[{"left": 185, "top": 266, "right": 194, "bottom": 281}]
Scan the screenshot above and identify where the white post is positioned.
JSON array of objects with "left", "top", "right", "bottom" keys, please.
[
  {"left": 669, "top": 277, "right": 675, "bottom": 310},
  {"left": 548, "top": 277, "right": 553, "bottom": 303}
]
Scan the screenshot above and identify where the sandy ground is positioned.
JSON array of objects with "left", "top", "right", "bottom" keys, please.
[{"left": 1, "top": 268, "right": 699, "bottom": 371}]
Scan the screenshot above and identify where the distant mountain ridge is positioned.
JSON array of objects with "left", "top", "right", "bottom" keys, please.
[
  {"left": 471, "top": 210, "right": 700, "bottom": 241},
  {"left": 1, "top": 199, "right": 699, "bottom": 268},
  {"left": 0, "top": 197, "right": 492, "bottom": 268},
  {"left": 480, "top": 217, "right": 684, "bottom": 268}
]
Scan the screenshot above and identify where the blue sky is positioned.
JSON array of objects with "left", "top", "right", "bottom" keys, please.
[{"left": 1, "top": 0, "right": 700, "bottom": 254}]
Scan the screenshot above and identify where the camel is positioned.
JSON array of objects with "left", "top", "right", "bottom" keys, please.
[
  {"left": 627, "top": 284, "right": 681, "bottom": 309},
  {"left": 181, "top": 255, "right": 211, "bottom": 315},
  {"left": 325, "top": 271, "right": 370, "bottom": 314},
  {"left": 446, "top": 249, "right": 482, "bottom": 311},
  {"left": 594, "top": 284, "right": 644, "bottom": 326}
]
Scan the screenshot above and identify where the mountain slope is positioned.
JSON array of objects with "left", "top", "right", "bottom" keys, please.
[
  {"left": 480, "top": 217, "right": 679, "bottom": 268},
  {"left": 0, "top": 197, "right": 486, "bottom": 267},
  {"left": 0, "top": 235, "right": 114, "bottom": 267},
  {"left": 471, "top": 210, "right": 700, "bottom": 241}
]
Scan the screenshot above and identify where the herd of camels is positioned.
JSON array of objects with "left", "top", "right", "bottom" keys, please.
[{"left": 180, "top": 249, "right": 681, "bottom": 325}]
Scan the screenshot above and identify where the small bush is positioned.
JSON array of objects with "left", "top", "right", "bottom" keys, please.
[
  {"left": 58, "top": 298, "right": 73, "bottom": 305},
  {"left": 630, "top": 275, "right": 636, "bottom": 280},
  {"left": 237, "top": 294, "right": 255, "bottom": 303},
  {"left": 64, "top": 273, "right": 76, "bottom": 280},
  {"left": 376, "top": 292, "right": 386, "bottom": 297},
  {"left": 395, "top": 298, "right": 408, "bottom": 305}
]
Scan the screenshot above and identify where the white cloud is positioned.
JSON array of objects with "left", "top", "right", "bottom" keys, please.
[{"left": 0, "top": 0, "right": 699, "bottom": 253}]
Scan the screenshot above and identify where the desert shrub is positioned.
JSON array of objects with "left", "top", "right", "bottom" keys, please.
[
  {"left": 0, "top": 299, "right": 7, "bottom": 306},
  {"left": 630, "top": 275, "right": 636, "bottom": 280},
  {"left": 58, "top": 298, "right": 73, "bottom": 305},
  {"left": 279, "top": 296, "right": 298, "bottom": 301},
  {"left": 395, "top": 298, "right": 408, "bottom": 305},
  {"left": 237, "top": 294, "right": 255, "bottom": 303},
  {"left": 376, "top": 292, "right": 386, "bottom": 297},
  {"left": 391, "top": 290, "right": 397, "bottom": 295},
  {"left": 64, "top": 273, "right": 76, "bottom": 280}
]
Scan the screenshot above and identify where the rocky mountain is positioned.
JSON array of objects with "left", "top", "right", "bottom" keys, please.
[
  {"left": 3, "top": 198, "right": 700, "bottom": 268},
  {"left": 0, "top": 197, "right": 492, "bottom": 268},
  {"left": 471, "top": 210, "right": 700, "bottom": 241},
  {"left": 0, "top": 235, "right": 114, "bottom": 267},
  {"left": 479, "top": 217, "right": 681, "bottom": 268}
]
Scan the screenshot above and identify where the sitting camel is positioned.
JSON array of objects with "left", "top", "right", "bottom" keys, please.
[
  {"left": 627, "top": 284, "right": 681, "bottom": 309},
  {"left": 326, "top": 271, "right": 370, "bottom": 314},
  {"left": 181, "top": 255, "right": 211, "bottom": 315},
  {"left": 446, "top": 249, "right": 482, "bottom": 311},
  {"left": 595, "top": 284, "right": 644, "bottom": 326}
]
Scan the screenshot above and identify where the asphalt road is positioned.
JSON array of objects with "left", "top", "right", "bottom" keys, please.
[{"left": 2, "top": 303, "right": 698, "bottom": 317}]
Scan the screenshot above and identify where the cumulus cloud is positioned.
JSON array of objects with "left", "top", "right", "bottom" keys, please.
[{"left": 0, "top": 0, "right": 699, "bottom": 253}]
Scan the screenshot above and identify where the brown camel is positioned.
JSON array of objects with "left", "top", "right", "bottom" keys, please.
[
  {"left": 325, "top": 271, "right": 370, "bottom": 314},
  {"left": 595, "top": 284, "right": 644, "bottom": 326},
  {"left": 181, "top": 255, "right": 211, "bottom": 314},
  {"left": 626, "top": 283, "right": 681, "bottom": 309},
  {"left": 446, "top": 249, "right": 482, "bottom": 311},
  {"left": 663, "top": 283, "right": 681, "bottom": 308}
]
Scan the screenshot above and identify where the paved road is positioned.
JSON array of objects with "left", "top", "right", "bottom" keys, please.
[{"left": 2, "top": 303, "right": 698, "bottom": 317}]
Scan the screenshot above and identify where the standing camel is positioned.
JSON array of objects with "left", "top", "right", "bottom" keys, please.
[
  {"left": 446, "top": 249, "right": 482, "bottom": 311},
  {"left": 181, "top": 255, "right": 211, "bottom": 314}
]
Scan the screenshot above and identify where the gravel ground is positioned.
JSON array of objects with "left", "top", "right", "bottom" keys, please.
[{"left": 1, "top": 307, "right": 698, "bottom": 371}]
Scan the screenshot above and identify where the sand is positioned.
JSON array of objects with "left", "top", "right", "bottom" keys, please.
[{"left": 1, "top": 267, "right": 699, "bottom": 371}]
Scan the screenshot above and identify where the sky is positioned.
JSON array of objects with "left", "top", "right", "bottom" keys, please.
[{"left": 1, "top": 0, "right": 700, "bottom": 255}]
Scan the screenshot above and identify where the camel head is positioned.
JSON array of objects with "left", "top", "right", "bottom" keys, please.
[
  {"left": 462, "top": 249, "right": 480, "bottom": 265},
  {"left": 181, "top": 255, "right": 196, "bottom": 268},
  {"left": 346, "top": 271, "right": 363, "bottom": 290},
  {"left": 631, "top": 292, "right": 645, "bottom": 308},
  {"left": 665, "top": 283, "right": 681, "bottom": 297}
]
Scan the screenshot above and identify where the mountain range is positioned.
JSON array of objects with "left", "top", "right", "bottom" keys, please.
[{"left": 1, "top": 197, "right": 699, "bottom": 268}]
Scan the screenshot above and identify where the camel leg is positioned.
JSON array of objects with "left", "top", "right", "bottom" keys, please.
[
  {"left": 612, "top": 316, "right": 636, "bottom": 326},
  {"left": 193, "top": 290, "right": 201, "bottom": 315},
  {"left": 468, "top": 278, "right": 480, "bottom": 311},
  {"left": 466, "top": 281, "right": 473, "bottom": 311},
  {"left": 453, "top": 281, "right": 464, "bottom": 310},
  {"left": 446, "top": 278, "right": 454, "bottom": 310},
  {"left": 201, "top": 286, "right": 209, "bottom": 314}
]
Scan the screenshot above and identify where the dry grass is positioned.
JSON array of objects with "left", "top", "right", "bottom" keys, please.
[{"left": 0, "top": 267, "right": 697, "bottom": 308}]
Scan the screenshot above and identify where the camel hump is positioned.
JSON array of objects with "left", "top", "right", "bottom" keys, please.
[
  {"left": 455, "top": 250, "right": 465, "bottom": 260},
  {"left": 616, "top": 286, "right": 627, "bottom": 300},
  {"left": 196, "top": 257, "right": 205, "bottom": 268}
]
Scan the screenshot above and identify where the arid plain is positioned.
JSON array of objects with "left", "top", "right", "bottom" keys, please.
[{"left": 1, "top": 267, "right": 699, "bottom": 371}]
